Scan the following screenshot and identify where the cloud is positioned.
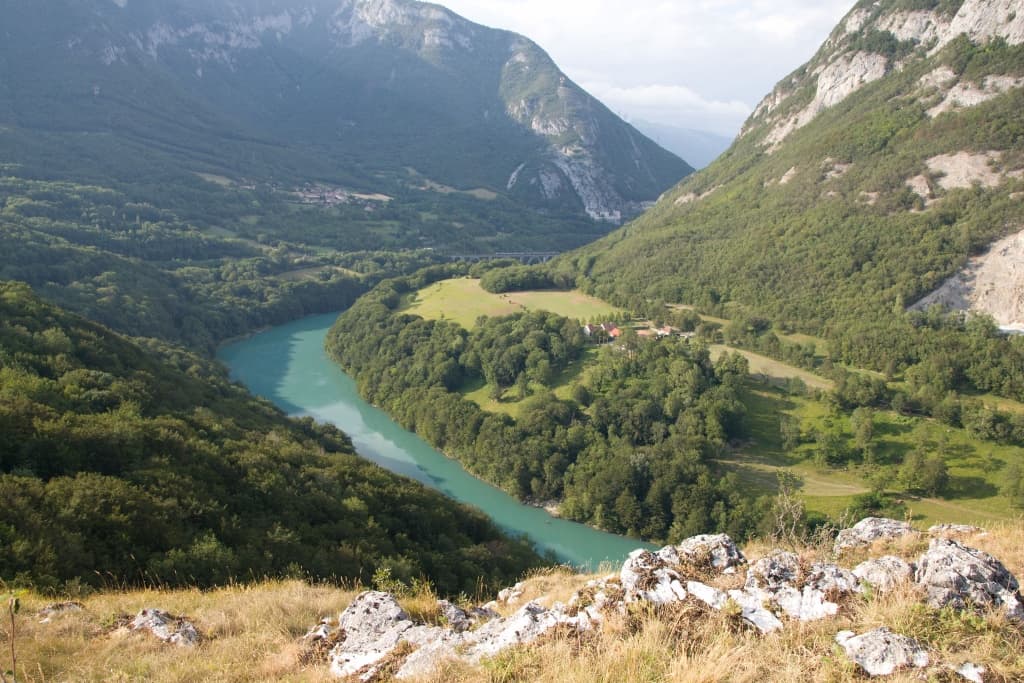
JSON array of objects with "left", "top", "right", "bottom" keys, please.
[{"left": 439, "top": 0, "right": 856, "bottom": 135}]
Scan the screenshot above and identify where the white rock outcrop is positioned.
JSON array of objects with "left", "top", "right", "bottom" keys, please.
[
  {"left": 915, "top": 538, "right": 1024, "bottom": 621},
  {"left": 311, "top": 522, "right": 1021, "bottom": 679},
  {"left": 835, "top": 627, "right": 930, "bottom": 677},
  {"left": 130, "top": 608, "right": 201, "bottom": 647},
  {"left": 326, "top": 591, "right": 588, "bottom": 680},
  {"left": 834, "top": 517, "right": 920, "bottom": 554},
  {"left": 764, "top": 51, "right": 888, "bottom": 147},
  {"left": 742, "top": 552, "right": 862, "bottom": 622},
  {"left": 911, "top": 226, "right": 1024, "bottom": 331},
  {"left": 853, "top": 556, "right": 915, "bottom": 593}
]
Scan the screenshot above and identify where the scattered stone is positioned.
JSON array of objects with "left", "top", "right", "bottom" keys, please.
[
  {"left": 37, "top": 601, "right": 84, "bottom": 624},
  {"left": 130, "top": 608, "right": 201, "bottom": 647},
  {"left": 745, "top": 551, "right": 802, "bottom": 591},
  {"left": 744, "top": 553, "right": 861, "bottom": 622},
  {"left": 929, "top": 524, "right": 986, "bottom": 538},
  {"left": 619, "top": 549, "right": 688, "bottom": 605},
  {"left": 853, "top": 556, "right": 915, "bottom": 593},
  {"left": 686, "top": 581, "right": 729, "bottom": 611},
  {"left": 834, "top": 517, "right": 919, "bottom": 554},
  {"left": 725, "top": 588, "right": 784, "bottom": 634},
  {"left": 835, "top": 627, "right": 929, "bottom": 677},
  {"left": 954, "top": 662, "right": 986, "bottom": 683},
  {"left": 300, "top": 617, "right": 343, "bottom": 666},
  {"left": 496, "top": 581, "right": 525, "bottom": 604},
  {"left": 675, "top": 533, "right": 746, "bottom": 572},
  {"left": 437, "top": 600, "right": 472, "bottom": 632},
  {"left": 915, "top": 538, "right": 1024, "bottom": 621}
]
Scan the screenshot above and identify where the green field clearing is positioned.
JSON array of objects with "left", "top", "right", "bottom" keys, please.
[
  {"left": 710, "top": 344, "right": 833, "bottom": 391},
  {"left": 403, "top": 278, "right": 620, "bottom": 329},
  {"left": 727, "top": 385, "right": 1024, "bottom": 526},
  {"left": 277, "top": 265, "right": 362, "bottom": 282},
  {"left": 460, "top": 347, "right": 601, "bottom": 417}
]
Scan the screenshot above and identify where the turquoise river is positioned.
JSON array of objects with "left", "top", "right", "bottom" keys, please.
[{"left": 218, "top": 312, "right": 654, "bottom": 571}]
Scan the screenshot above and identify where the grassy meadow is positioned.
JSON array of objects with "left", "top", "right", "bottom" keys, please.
[{"left": 401, "top": 278, "right": 620, "bottom": 329}]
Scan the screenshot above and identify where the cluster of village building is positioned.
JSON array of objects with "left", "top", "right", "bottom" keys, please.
[{"left": 582, "top": 322, "right": 694, "bottom": 342}]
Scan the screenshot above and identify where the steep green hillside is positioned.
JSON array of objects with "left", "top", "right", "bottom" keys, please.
[
  {"left": 570, "top": 0, "right": 1024, "bottom": 377},
  {"left": 0, "top": 282, "right": 542, "bottom": 593},
  {"left": 0, "top": 0, "right": 690, "bottom": 227}
]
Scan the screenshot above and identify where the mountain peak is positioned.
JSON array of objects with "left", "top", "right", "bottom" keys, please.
[{"left": 10, "top": 0, "right": 690, "bottom": 224}]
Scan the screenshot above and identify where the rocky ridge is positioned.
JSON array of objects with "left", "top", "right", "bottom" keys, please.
[
  {"left": 287, "top": 518, "right": 1020, "bottom": 680},
  {"left": 744, "top": 0, "right": 1024, "bottom": 150}
]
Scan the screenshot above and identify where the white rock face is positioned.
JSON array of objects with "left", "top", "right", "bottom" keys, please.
[
  {"left": 879, "top": 10, "right": 949, "bottom": 44},
  {"left": 835, "top": 627, "right": 930, "bottom": 677},
  {"left": 927, "top": 151, "right": 1004, "bottom": 190},
  {"left": 912, "top": 226, "right": 1024, "bottom": 331},
  {"left": 845, "top": 9, "right": 872, "bottom": 35},
  {"left": 915, "top": 538, "right": 1024, "bottom": 621},
  {"left": 764, "top": 51, "right": 888, "bottom": 147},
  {"left": 748, "top": 0, "right": 1024, "bottom": 147},
  {"left": 934, "top": 0, "right": 1024, "bottom": 52},
  {"left": 927, "top": 75, "right": 1024, "bottom": 117}
]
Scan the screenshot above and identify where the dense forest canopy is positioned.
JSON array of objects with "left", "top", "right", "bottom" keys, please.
[
  {"left": 327, "top": 269, "right": 771, "bottom": 543},
  {"left": 0, "top": 282, "right": 543, "bottom": 594}
]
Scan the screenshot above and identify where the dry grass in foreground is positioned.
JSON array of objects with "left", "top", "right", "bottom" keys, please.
[{"left": 4, "top": 522, "right": 1024, "bottom": 682}]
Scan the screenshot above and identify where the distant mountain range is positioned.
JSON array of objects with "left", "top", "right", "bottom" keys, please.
[
  {"left": 631, "top": 121, "right": 734, "bottom": 169},
  {"left": 0, "top": 0, "right": 691, "bottom": 223}
]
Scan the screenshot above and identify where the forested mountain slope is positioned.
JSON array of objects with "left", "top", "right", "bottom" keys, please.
[
  {"left": 572, "top": 0, "right": 1024, "bottom": 336},
  {"left": 0, "top": 282, "right": 542, "bottom": 593},
  {"left": 0, "top": 0, "right": 689, "bottom": 225}
]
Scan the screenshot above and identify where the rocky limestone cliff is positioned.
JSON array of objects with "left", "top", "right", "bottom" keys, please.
[
  {"left": 912, "top": 226, "right": 1024, "bottom": 331},
  {"left": 49, "top": 0, "right": 690, "bottom": 223},
  {"left": 743, "top": 0, "right": 1024, "bottom": 150}
]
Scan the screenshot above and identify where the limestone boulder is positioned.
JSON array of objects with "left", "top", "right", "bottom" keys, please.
[
  {"left": 835, "top": 627, "right": 929, "bottom": 676},
  {"left": 834, "top": 517, "right": 919, "bottom": 554},
  {"left": 130, "top": 608, "right": 201, "bottom": 647},
  {"left": 915, "top": 538, "right": 1024, "bottom": 621},
  {"left": 853, "top": 556, "right": 915, "bottom": 593}
]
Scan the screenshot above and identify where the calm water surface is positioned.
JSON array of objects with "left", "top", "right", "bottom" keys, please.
[{"left": 218, "top": 313, "right": 654, "bottom": 571}]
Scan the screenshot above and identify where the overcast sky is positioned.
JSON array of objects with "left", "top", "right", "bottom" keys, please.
[{"left": 440, "top": 0, "right": 857, "bottom": 137}]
